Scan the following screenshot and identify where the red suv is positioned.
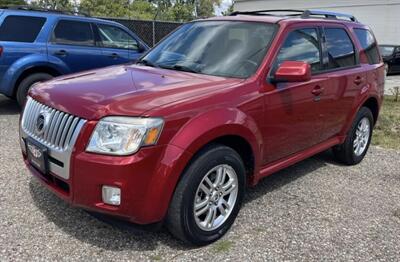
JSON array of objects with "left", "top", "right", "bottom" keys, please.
[{"left": 20, "top": 10, "right": 385, "bottom": 245}]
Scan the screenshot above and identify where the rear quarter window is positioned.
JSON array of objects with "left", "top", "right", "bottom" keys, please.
[
  {"left": 0, "top": 15, "right": 46, "bottom": 43},
  {"left": 324, "top": 28, "right": 357, "bottom": 69},
  {"left": 354, "top": 28, "right": 381, "bottom": 64}
]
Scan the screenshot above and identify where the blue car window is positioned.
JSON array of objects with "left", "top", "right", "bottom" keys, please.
[
  {"left": 0, "top": 15, "right": 46, "bottom": 43},
  {"left": 98, "top": 24, "right": 138, "bottom": 50},
  {"left": 52, "top": 20, "right": 95, "bottom": 46}
]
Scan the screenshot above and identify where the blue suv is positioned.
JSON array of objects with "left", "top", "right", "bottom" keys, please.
[{"left": 0, "top": 7, "right": 149, "bottom": 105}]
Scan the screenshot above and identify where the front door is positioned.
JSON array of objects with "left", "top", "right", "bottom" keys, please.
[
  {"left": 95, "top": 23, "right": 143, "bottom": 66},
  {"left": 262, "top": 27, "right": 329, "bottom": 164}
]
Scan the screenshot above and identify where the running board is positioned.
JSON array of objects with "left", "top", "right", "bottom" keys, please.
[{"left": 255, "top": 136, "right": 343, "bottom": 184}]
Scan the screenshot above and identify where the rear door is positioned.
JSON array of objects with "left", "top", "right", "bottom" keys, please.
[
  {"left": 47, "top": 19, "right": 104, "bottom": 73},
  {"left": 95, "top": 23, "right": 143, "bottom": 66},
  {"left": 263, "top": 27, "right": 330, "bottom": 163},
  {"left": 315, "top": 26, "right": 366, "bottom": 142},
  {"left": 353, "top": 28, "right": 384, "bottom": 98}
]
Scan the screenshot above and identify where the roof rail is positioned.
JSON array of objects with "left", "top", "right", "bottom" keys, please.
[
  {"left": 230, "top": 9, "right": 358, "bottom": 22},
  {"left": 302, "top": 9, "right": 358, "bottom": 22},
  {"left": 0, "top": 5, "right": 90, "bottom": 17},
  {"left": 230, "top": 9, "right": 305, "bottom": 16}
]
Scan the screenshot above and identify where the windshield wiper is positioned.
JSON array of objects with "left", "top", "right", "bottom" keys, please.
[
  {"left": 137, "top": 59, "right": 158, "bottom": 68},
  {"left": 159, "top": 64, "right": 200, "bottom": 74}
]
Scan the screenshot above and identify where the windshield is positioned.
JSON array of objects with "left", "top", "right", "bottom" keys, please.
[
  {"left": 139, "top": 21, "right": 277, "bottom": 78},
  {"left": 379, "top": 46, "right": 395, "bottom": 56}
]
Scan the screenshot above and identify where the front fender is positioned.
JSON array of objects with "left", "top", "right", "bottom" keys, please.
[
  {"left": 141, "top": 108, "right": 263, "bottom": 222},
  {"left": 170, "top": 108, "right": 263, "bottom": 160},
  {"left": 1, "top": 54, "right": 70, "bottom": 96}
]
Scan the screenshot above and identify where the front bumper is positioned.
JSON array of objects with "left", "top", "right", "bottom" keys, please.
[{"left": 22, "top": 141, "right": 191, "bottom": 224}]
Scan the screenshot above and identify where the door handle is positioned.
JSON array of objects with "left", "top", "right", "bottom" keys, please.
[
  {"left": 109, "top": 53, "right": 119, "bottom": 59},
  {"left": 311, "top": 86, "right": 324, "bottom": 96},
  {"left": 354, "top": 76, "right": 364, "bottom": 85},
  {"left": 54, "top": 50, "right": 67, "bottom": 57}
]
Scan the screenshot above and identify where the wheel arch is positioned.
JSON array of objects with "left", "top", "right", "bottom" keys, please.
[
  {"left": 0, "top": 53, "right": 70, "bottom": 97},
  {"left": 142, "top": 108, "right": 263, "bottom": 222},
  {"left": 12, "top": 65, "right": 62, "bottom": 97},
  {"left": 168, "top": 108, "right": 263, "bottom": 183},
  {"left": 340, "top": 94, "right": 382, "bottom": 138},
  {"left": 361, "top": 96, "right": 380, "bottom": 125}
]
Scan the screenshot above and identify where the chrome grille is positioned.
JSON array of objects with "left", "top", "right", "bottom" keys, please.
[{"left": 22, "top": 97, "right": 85, "bottom": 151}]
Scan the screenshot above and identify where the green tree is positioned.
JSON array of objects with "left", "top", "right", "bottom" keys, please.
[
  {"left": 80, "top": 0, "right": 155, "bottom": 19},
  {"left": 197, "top": 0, "right": 220, "bottom": 18},
  {"left": 160, "top": 3, "right": 194, "bottom": 21},
  {"left": 30, "top": 0, "right": 75, "bottom": 10},
  {"left": 0, "top": 0, "right": 26, "bottom": 6}
]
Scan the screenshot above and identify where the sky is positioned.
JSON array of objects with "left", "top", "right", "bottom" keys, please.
[{"left": 215, "top": 0, "right": 233, "bottom": 15}]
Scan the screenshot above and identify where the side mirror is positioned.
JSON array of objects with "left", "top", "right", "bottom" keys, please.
[
  {"left": 273, "top": 61, "right": 311, "bottom": 83},
  {"left": 131, "top": 43, "right": 146, "bottom": 53},
  {"left": 137, "top": 44, "right": 146, "bottom": 53}
]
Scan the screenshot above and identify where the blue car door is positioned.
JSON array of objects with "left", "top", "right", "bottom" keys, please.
[
  {"left": 47, "top": 19, "right": 104, "bottom": 73},
  {"left": 95, "top": 23, "right": 144, "bottom": 66}
]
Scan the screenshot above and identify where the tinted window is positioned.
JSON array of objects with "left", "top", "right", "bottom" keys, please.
[
  {"left": 52, "top": 20, "right": 94, "bottom": 46},
  {"left": 0, "top": 15, "right": 46, "bottom": 43},
  {"left": 98, "top": 24, "right": 138, "bottom": 50},
  {"left": 325, "top": 28, "right": 357, "bottom": 69},
  {"left": 275, "top": 28, "right": 322, "bottom": 73},
  {"left": 354, "top": 29, "right": 380, "bottom": 64}
]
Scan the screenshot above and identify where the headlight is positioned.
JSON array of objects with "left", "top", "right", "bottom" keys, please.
[{"left": 86, "top": 117, "right": 164, "bottom": 155}]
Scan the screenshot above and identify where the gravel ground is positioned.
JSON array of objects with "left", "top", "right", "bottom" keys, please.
[{"left": 0, "top": 94, "right": 400, "bottom": 261}]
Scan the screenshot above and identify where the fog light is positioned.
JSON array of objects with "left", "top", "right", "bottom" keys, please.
[{"left": 102, "top": 186, "right": 121, "bottom": 206}]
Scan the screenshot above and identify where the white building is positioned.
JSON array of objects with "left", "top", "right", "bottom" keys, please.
[{"left": 234, "top": 0, "right": 400, "bottom": 45}]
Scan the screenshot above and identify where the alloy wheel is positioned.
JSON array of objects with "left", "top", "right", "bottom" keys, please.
[{"left": 193, "top": 164, "right": 239, "bottom": 231}]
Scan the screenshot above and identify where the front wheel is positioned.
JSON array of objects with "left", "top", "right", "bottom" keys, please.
[
  {"left": 166, "top": 145, "right": 246, "bottom": 245},
  {"left": 333, "top": 107, "right": 374, "bottom": 165}
]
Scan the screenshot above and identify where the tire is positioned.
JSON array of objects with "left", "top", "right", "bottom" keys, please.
[
  {"left": 166, "top": 144, "right": 246, "bottom": 246},
  {"left": 332, "top": 107, "right": 374, "bottom": 165},
  {"left": 16, "top": 73, "right": 53, "bottom": 107}
]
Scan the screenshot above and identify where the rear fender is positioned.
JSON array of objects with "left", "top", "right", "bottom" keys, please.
[
  {"left": 0, "top": 54, "right": 70, "bottom": 96},
  {"left": 340, "top": 92, "right": 382, "bottom": 140}
]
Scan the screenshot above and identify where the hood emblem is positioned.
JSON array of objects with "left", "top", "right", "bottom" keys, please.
[{"left": 35, "top": 111, "right": 48, "bottom": 136}]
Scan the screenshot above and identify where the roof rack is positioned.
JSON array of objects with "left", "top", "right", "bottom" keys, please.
[
  {"left": 0, "top": 5, "right": 90, "bottom": 17},
  {"left": 230, "top": 9, "right": 358, "bottom": 22}
]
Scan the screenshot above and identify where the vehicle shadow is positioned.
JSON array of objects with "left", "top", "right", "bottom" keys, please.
[
  {"left": 29, "top": 149, "right": 339, "bottom": 251},
  {"left": 244, "top": 150, "right": 340, "bottom": 204},
  {"left": 0, "top": 95, "right": 20, "bottom": 115}
]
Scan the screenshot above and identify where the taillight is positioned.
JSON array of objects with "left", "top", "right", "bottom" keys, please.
[{"left": 0, "top": 46, "right": 3, "bottom": 57}]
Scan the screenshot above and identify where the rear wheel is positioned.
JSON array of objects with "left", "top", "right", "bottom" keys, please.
[
  {"left": 16, "top": 73, "right": 53, "bottom": 107},
  {"left": 333, "top": 107, "right": 374, "bottom": 165},
  {"left": 166, "top": 144, "right": 245, "bottom": 245}
]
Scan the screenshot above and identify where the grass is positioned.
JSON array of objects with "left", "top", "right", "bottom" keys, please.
[
  {"left": 149, "top": 254, "right": 162, "bottom": 261},
  {"left": 212, "top": 240, "right": 234, "bottom": 253},
  {"left": 372, "top": 96, "right": 400, "bottom": 150}
]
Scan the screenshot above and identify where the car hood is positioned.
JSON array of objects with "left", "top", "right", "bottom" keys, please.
[{"left": 30, "top": 65, "right": 243, "bottom": 120}]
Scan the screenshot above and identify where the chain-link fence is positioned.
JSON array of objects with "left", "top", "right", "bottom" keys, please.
[{"left": 100, "top": 17, "right": 183, "bottom": 47}]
